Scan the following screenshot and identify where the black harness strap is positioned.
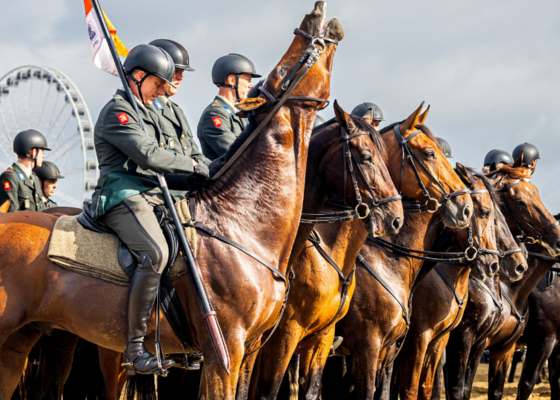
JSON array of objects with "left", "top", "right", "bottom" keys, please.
[
  {"left": 500, "top": 284, "right": 527, "bottom": 323},
  {"left": 469, "top": 277, "right": 504, "bottom": 311},
  {"left": 434, "top": 266, "right": 467, "bottom": 307}
]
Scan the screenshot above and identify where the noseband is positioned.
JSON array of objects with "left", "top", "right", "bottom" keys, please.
[
  {"left": 301, "top": 126, "right": 402, "bottom": 224},
  {"left": 394, "top": 125, "right": 470, "bottom": 212},
  {"left": 500, "top": 179, "right": 560, "bottom": 245}
]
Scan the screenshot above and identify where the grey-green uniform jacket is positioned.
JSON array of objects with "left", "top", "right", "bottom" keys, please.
[
  {"left": 197, "top": 96, "right": 248, "bottom": 160},
  {"left": 0, "top": 163, "right": 46, "bottom": 212},
  {"left": 149, "top": 96, "right": 211, "bottom": 201},
  {"left": 91, "top": 89, "right": 195, "bottom": 219}
]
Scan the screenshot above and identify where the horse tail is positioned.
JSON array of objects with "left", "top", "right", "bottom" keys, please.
[{"left": 124, "top": 375, "right": 156, "bottom": 400}]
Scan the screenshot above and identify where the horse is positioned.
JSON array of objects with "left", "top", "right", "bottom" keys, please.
[
  {"left": 249, "top": 103, "right": 404, "bottom": 400},
  {"left": 396, "top": 167, "right": 527, "bottom": 400},
  {"left": 517, "top": 237, "right": 560, "bottom": 400},
  {"left": 444, "top": 165, "right": 560, "bottom": 400},
  {"left": 0, "top": 3, "right": 344, "bottom": 399},
  {"left": 321, "top": 105, "right": 474, "bottom": 400}
]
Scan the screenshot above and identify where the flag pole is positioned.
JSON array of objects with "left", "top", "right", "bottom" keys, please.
[{"left": 90, "top": 0, "right": 231, "bottom": 374}]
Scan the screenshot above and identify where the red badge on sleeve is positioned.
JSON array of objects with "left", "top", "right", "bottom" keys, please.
[
  {"left": 3, "top": 181, "right": 11, "bottom": 191},
  {"left": 117, "top": 112, "right": 130, "bottom": 124},
  {"left": 212, "top": 116, "right": 223, "bottom": 128}
]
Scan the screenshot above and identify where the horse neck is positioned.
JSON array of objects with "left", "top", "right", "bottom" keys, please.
[
  {"left": 506, "top": 255, "right": 556, "bottom": 307},
  {"left": 314, "top": 213, "right": 368, "bottom": 275},
  {"left": 197, "top": 105, "right": 315, "bottom": 274},
  {"left": 389, "top": 210, "right": 441, "bottom": 290}
]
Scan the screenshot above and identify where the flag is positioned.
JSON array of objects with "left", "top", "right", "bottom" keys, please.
[{"left": 84, "top": 0, "right": 128, "bottom": 77}]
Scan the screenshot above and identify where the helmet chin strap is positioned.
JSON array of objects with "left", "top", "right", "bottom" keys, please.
[
  {"left": 129, "top": 71, "right": 152, "bottom": 105},
  {"left": 219, "top": 74, "right": 242, "bottom": 104}
]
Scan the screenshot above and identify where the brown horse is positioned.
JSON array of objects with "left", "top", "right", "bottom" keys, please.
[
  {"left": 323, "top": 106, "right": 473, "bottom": 400},
  {"left": 397, "top": 167, "right": 527, "bottom": 400},
  {"left": 0, "top": 4, "right": 344, "bottom": 399},
  {"left": 251, "top": 104, "right": 404, "bottom": 400},
  {"left": 444, "top": 166, "right": 560, "bottom": 400}
]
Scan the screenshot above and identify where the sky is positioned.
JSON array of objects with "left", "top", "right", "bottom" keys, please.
[{"left": 1, "top": 0, "right": 559, "bottom": 209}]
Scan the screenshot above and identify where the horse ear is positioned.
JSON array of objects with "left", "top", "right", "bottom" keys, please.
[
  {"left": 362, "top": 109, "right": 374, "bottom": 125},
  {"left": 513, "top": 151, "right": 523, "bottom": 168},
  {"left": 400, "top": 101, "right": 425, "bottom": 134},
  {"left": 0, "top": 200, "right": 10, "bottom": 213},
  {"left": 334, "top": 100, "right": 357, "bottom": 133},
  {"left": 455, "top": 163, "right": 473, "bottom": 186},
  {"left": 419, "top": 105, "right": 430, "bottom": 124},
  {"left": 236, "top": 97, "right": 267, "bottom": 111}
]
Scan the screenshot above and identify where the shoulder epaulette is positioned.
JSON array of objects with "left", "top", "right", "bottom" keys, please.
[
  {"left": 5, "top": 169, "right": 12, "bottom": 173},
  {"left": 211, "top": 103, "right": 220, "bottom": 107}
]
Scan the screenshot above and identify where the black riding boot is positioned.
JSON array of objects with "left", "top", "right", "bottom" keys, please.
[{"left": 123, "top": 254, "right": 175, "bottom": 375}]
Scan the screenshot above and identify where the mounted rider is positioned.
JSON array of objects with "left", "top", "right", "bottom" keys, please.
[
  {"left": 313, "top": 114, "right": 326, "bottom": 128},
  {"left": 436, "top": 137, "right": 453, "bottom": 159},
  {"left": 90, "top": 44, "right": 207, "bottom": 375},
  {"left": 148, "top": 39, "right": 211, "bottom": 201},
  {"left": 33, "top": 161, "right": 64, "bottom": 208},
  {"left": 512, "top": 142, "right": 539, "bottom": 176},
  {"left": 483, "top": 149, "right": 514, "bottom": 174},
  {"left": 197, "top": 53, "right": 261, "bottom": 160},
  {"left": 351, "top": 102, "right": 384, "bottom": 129},
  {"left": 0, "top": 129, "right": 50, "bottom": 212}
]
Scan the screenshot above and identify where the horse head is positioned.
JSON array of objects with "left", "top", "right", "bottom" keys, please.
[
  {"left": 379, "top": 104, "right": 473, "bottom": 229},
  {"left": 307, "top": 101, "right": 403, "bottom": 237},
  {"left": 491, "top": 166, "right": 560, "bottom": 258},
  {"left": 494, "top": 204, "right": 528, "bottom": 282},
  {"left": 455, "top": 164, "right": 499, "bottom": 280}
]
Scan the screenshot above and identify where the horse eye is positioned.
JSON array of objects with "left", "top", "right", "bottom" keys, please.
[
  {"left": 424, "top": 151, "right": 435, "bottom": 160},
  {"left": 515, "top": 200, "right": 528, "bottom": 208},
  {"left": 481, "top": 209, "right": 490, "bottom": 218},
  {"left": 361, "top": 154, "right": 373, "bottom": 163},
  {"left": 279, "top": 67, "right": 286, "bottom": 77}
]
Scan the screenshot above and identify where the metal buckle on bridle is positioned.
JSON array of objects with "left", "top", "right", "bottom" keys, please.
[
  {"left": 425, "top": 198, "right": 442, "bottom": 213},
  {"left": 525, "top": 236, "right": 538, "bottom": 245},
  {"left": 355, "top": 203, "right": 370, "bottom": 220},
  {"left": 465, "top": 246, "right": 478, "bottom": 262}
]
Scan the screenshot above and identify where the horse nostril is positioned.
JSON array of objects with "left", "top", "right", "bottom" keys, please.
[
  {"left": 490, "top": 262, "right": 499, "bottom": 273},
  {"left": 516, "top": 264, "right": 527, "bottom": 275},
  {"left": 463, "top": 205, "right": 472, "bottom": 220},
  {"left": 555, "top": 241, "right": 560, "bottom": 250},
  {"left": 392, "top": 216, "right": 402, "bottom": 230}
]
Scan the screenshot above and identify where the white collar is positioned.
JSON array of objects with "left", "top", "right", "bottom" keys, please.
[
  {"left": 16, "top": 162, "right": 32, "bottom": 178},
  {"left": 216, "top": 95, "right": 239, "bottom": 114}
]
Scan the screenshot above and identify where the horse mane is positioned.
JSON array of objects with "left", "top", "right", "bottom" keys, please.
[
  {"left": 491, "top": 165, "right": 530, "bottom": 180},
  {"left": 473, "top": 170, "right": 502, "bottom": 207}
]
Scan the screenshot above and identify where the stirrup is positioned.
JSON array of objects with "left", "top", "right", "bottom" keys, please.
[{"left": 122, "top": 352, "right": 173, "bottom": 376}]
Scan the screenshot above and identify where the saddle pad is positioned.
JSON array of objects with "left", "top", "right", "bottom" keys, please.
[{"left": 47, "top": 207, "right": 194, "bottom": 286}]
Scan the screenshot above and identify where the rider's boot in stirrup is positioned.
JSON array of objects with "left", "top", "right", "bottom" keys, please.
[{"left": 122, "top": 254, "right": 175, "bottom": 375}]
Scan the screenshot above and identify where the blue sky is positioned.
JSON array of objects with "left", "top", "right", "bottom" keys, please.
[{"left": 2, "top": 0, "right": 560, "bottom": 209}]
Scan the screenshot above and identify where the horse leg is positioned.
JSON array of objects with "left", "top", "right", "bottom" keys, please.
[
  {"left": 507, "top": 348, "right": 524, "bottom": 383},
  {"left": 0, "top": 326, "right": 42, "bottom": 400},
  {"left": 236, "top": 344, "right": 260, "bottom": 400},
  {"left": 547, "top": 346, "right": 560, "bottom": 400},
  {"left": 461, "top": 341, "right": 487, "bottom": 400},
  {"left": 517, "top": 337, "right": 555, "bottom": 400},
  {"left": 443, "top": 330, "right": 476, "bottom": 400},
  {"left": 418, "top": 335, "right": 449, "bottom": 400},
  {"left": 202, "top": 337, "right": 245, "bottom": 400},
  {"left": 349, "top": 332, "right": 382, "bottom": 399},
  {"left": 98, "top": 348, "right": 126, "bottom": 400},
  {"left": 430, "top": 358, "right": 443, "bottom": 400},
  {"left": 488, "top": 346, "right": 515, "bottom": 400},
  {"left": 399, "top": 331, "right": 431, "bottom": 400},
  {"left": 297, "top": 329, "right": 334, "bottom": 399}
]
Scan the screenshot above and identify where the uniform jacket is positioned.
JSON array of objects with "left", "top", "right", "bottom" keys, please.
[
  {"left": 0, "top": 163, "right": 46, "bottom": 212},
  {"left": 91, "top": 90, "right": 195, "bottom": 219},
  {"left": 197, "top": 96, "right": 248, "bottom": 160}
]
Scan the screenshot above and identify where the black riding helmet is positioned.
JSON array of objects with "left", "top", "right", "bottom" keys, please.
[
  {"left": 512, "top": 143, "right": 540, "bottom": 168},
  {"left": 212, "top": 54, "right": 261, "bottom": 102},
  {"left": 351, "top": 102, "right": 384, "bottom": 121},
  {"left": 13, "top": 129, "right": 51, "bottom": 160},
  {"left": 484, "top": 149, "right": 514, "bottom": 173},
  {"left": 313, "top": 115, "right": 326, "bottom": 128},
  {"left": 149, "top": 39, "right": 194, "bottom": 72},
  {"left": 436, "top": 137, "right": 453, "bottom": 158},
  {"left": 33, "top": 161, "right": 64, "bottom": 181},
  {"left": 123, "top": 44, "right": 176, "bottom": 104}
]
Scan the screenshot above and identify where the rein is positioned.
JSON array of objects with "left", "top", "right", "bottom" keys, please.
[{"left": 301, "top": 126, "right": 402, "bottom": 224}]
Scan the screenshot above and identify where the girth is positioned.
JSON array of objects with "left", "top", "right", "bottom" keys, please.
[{"left": 499, "top": 282, "right": 528, "bottom": 346}]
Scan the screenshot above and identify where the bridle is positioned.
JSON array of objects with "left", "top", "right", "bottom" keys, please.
[
  {"left": 393, "top": 125, "right": 470, "bottom": 212},
  {"left": 301, "top": 126, "right": 402, "bottom": 224},
  {"left": 499, "top": 179, "right": 560, "bottom": 246}
]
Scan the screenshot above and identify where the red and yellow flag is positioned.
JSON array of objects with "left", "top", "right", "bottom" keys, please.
[{"left": 84, "top": 0, "right": 128, "bottom": 76}]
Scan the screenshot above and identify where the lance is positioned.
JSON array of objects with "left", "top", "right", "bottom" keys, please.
[{"left": 91, "top": 0, "right": 230, "bottom": 374}]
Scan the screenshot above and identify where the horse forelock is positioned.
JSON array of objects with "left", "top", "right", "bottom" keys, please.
[
  {"left": 473, "top": 170, "right": 502, "bottom": 208},
  {"left": 492, "top": 165, "right": 531, "bottom": 180}
]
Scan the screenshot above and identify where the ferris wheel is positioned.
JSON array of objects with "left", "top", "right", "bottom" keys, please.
[{"left": 0, "top": 65, "right": 97, "bottom": 207}]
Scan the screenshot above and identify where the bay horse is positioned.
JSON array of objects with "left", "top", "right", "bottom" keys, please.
[
  {"left": 396, "top": 167, "right": 527, "bottom": 400},
  {"left": 0, "top": 3, "right": 345, "bottom": 399},
  {"left": 444, "top": 165, "right": 560, "bottom": 400},
  {"left": 250, "top": 104, "right": 404, "bottom": 400},
  {"left": 517, "top": 238, "right": 560, "bottom": 400},
  {"left": 322, "top": 106, "right": 474, "bottom": 400}
]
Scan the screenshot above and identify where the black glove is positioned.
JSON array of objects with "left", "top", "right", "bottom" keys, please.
[{"left": 194, "top": 162, "right": 210, "bottom": 179}]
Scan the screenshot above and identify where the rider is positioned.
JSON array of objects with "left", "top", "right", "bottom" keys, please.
[
  {"left": 313, "top": 114, "right": 326, "bottom": 128},
  {"left": 197, "top": 53, "right": 261, "bottom": 160},
  {"left": 148, "top": 39, "right": 211, "bottom": 200},
  {"left": 33, "top": 160, "right": 64, "bottom": 208},
  {"left": 436, "top": 137, "right": 453, "bottom": 159},
  {"left": 512, "top": 142, "right": 540, "bottom": 176},
  {"left": 0, "top": 129, "right": 50, "bottom": 212},
  {"left": 482, "top": 149, "right": 514, "bottom": 174},
  {"left": 351, "top": 102, "right": 384, "bottom": 129},
  {"left": 91, "top": 44, "right": 208, "bottom": 375}
]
